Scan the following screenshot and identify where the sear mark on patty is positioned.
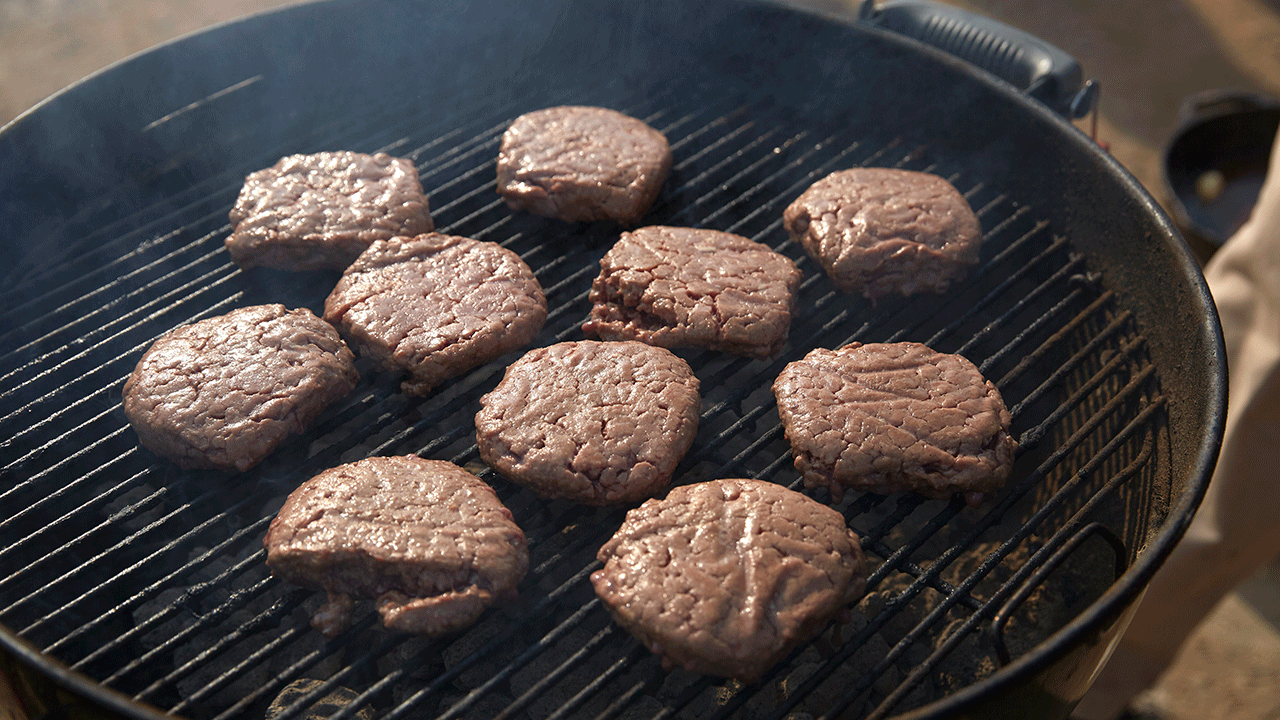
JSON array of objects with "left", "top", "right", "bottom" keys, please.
[
  {"left": 783, "top": 167, "right": 981, "bottom": 299},
  {"left": 476, "top": 340, "right": 701, "bottom": 505},
  {"left": 121, "top": 304, "right": 359, "bottom": 473},
  {"left": 582, "top": 226, "right": 802, "bottom": 358},
  {"left": 227, "top": 151, "right": 434, "bottom": 271},
  {"left": 496, "top": 106, "right": 671, "bottom": 224},
  {"left": 591, "top": 478, "right": 867, "bottom": 682},
  {"left": 323, "top": 233, "right": 547, "bottom": 396},
  {"left": 264, "top": 456, "right": 529, "bottom": 637},
  {"left": 772, "top": 341, "right": 1018, "bottom": 505}
]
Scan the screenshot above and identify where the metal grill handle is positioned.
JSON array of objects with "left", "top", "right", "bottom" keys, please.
[
  {"left": 986, "top": 522, "right": 1128, "bottom": 666},
  {"left": 858, "top": 0, "right": 1099, "bottom": 119}
]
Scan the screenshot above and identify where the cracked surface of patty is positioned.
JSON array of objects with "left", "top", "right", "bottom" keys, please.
[
  {"left": 226, "top": 151, "right": 434, "bottom": 271},
  {"left": 772, "top": 342, "right": 1017, "bottom": 505},
  {"left": 476, "top": 341, "right": 700, "bottom": 505},
  {"left": 121, "top": 304, "right": 359, "bottom": 473},
  {"left": 323, "top": 233, "right": 547, "bottom": 396},
  {"left": 264, "top": 456, "right": 528, "bottom": 637},
  {"left": 591, "top": 478, "right": 867, "bottom": 682},
  {"left": 783, "top": 168, "right": 981, "bottom": 299},
  {"left": 496, "top": 106, "right": 671, "bottom": 224},
  {"left": 582, "top": 226, "right": 802, "bottom": 358}
]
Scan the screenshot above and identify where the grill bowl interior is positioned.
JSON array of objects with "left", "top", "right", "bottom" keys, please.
[{"left": 0, "top": 1, "right": 1224, "bottom": 719}]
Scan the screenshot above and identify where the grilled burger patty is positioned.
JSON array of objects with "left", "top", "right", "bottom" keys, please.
[
  {"left": 592, "top": 478, "right": 867, "bottom": 682},
  {"left": 496, "top": 106, "right": 672, "bottom": 224},
  {"left": 264, "top": 456, "right": 529, "bottom": 637},
  {"left": 226, "top": 151, "right": 434, "bottom": 271},
  {"left": 582, "top": 225, "right": 803, "bottom": 358},
  {"left": 772, "top": 342, "right": 1018, "bottom": 505},
  {"left": 783, "top": 167, "right": 982, "bottom": 299},
  {"left": 121, "top": 304, "right": 359, "bottom": 473},
  {"left": 323, "top": 233, "right": 547, "bottom": 396},
  {"left": 476, "top": 340, "right": 701, "bottom": 505}
]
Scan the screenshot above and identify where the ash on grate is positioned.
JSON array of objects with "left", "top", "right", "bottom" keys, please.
[
  {"left": 101, "top": 484, "right": 169, "bottom": 532},
  {"left": 268, "top": 679, "right": 373, "bottom": 720}
]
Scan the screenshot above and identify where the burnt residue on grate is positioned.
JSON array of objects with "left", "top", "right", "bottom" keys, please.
[{"left": 0, "top": 78, "right": 1164, "bottom": 720}]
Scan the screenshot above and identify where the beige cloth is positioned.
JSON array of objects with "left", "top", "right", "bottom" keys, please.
[{"left": 1073, "top": 127, "right": 1280, "bottom": 719}]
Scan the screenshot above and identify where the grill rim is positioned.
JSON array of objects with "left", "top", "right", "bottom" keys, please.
[{"left": 0, "top": 0, "right": 1226, "bottom": 717}]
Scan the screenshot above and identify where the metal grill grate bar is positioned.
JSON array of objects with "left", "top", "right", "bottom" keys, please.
[
  {"left": 0, "top": 79, "right": 597, "bottom": 314},
  {"left": 540, "top": 649, "right": 647, "bottom": 720},
  {"left": 0, "top": 460, "right": 152, "bottom": 581},
  {"left": 0, "top": 289, "right": 243, "bottom": 510},
  {"left": 0, "top": 80, "right": 631, "bottom": 362},
  {"left": 2, "top": 372, "right": 411, "bottom": 604},
  {"left": 76, "top": 547, "right": 269, "bottom": 673},
  {"left": 386, "top": 212, "right": 1100, "bottom": 717},
  {"left": 0, "top": 432, "right": 142, "bottom": 544},
  {"left": 433, "top": 599, "right": 605, "bottom": 720},
  {"left": 15, "top": 508, "right": 270, "bottom": 640},
  {"left": 691, "top": 390, "right": 1160, "bottom": 720},
  {"left": 0, "top": 266, "right": 244, "bottom": 443},
  {"left": 169, "top": 614, "right": 316, "bottom": 713},
  {"left": 131, "top": 575, "right": 292, "bottom": 701},
  {"left": 0, "top": 237, "right": 234, "bottom": 379},
  {"left": 492, "top": 624, "right": 622, "bottom": 720},
  {"left": 860, "top": 416, "right": 1160, "bottom": 720}
]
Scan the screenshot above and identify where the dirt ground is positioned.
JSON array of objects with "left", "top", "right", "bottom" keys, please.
[{"left": 2, "top": 1, "right": 1279, "bottom": 719}]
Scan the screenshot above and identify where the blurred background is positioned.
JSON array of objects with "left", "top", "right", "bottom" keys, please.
[{"left": 2, "top": 1, "right": 1278, "bottom": 718}]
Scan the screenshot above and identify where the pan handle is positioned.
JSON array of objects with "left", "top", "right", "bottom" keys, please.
[{"left": 858, "top": 0, "right": 1099, "bottom": 120}]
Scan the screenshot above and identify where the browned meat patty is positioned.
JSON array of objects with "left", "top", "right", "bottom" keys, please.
[
  {"left": 476, "top": 341, "right": 701, "bottom": 505},
  {"left": 323, "top": 233, "right": 547, "bottom": 396},
  {"left": 581, "top": 226, "right": 802, "bottom": 358},
  {"left": 264, "top": 456, "right": 528, "bottom": 637},
  {"left": 772, "top": 342, "right": 1017, "bottom": 505},
  {"left": 226, "top": 151, "right": 434, "bottom": 271},
  {"left": 783, "top": 168, "right": 981, "bottom": 299},
  {"left": 121, "top": 304, "right": 359, "bottom": 473},
  {"left": 496, "top": 106, "right": 671, "bottom": 224},
  {"left": 591, "top": 478, "right": 867, "bottom": 682}
]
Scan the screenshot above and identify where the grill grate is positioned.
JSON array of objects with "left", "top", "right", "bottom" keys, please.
[{"left": 0, "top": 75, "right": 1163, "bottom": 720}]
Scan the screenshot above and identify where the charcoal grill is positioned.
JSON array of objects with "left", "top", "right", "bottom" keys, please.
[{"left": 0, "top": 0, "right": 1224, "bottom": 719}]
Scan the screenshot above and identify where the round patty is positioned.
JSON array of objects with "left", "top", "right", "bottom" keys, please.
[
  {"left": 582, "top": 226, "right": 802, "bottom": 358},
  {"left": 591, "top": 478, "right": 867, "bottom": 682},
  {"left": 772, "top": 342, "right": 1018, "bottom": 505},
  {"left": 121, "top": 304, "right": 359, "bottom": 473},
  {"left": 323, "top": 233, "right": 547, "bottom": 396},
  {"left": 783, "top": 168, "right": 981, "bottom": 299},
  {"left": 226, "top": 151, "right": 434, "bottom": 271},
  {"left": 476, "top": 341, "right": 701, "bottom": 505},
  {"left": 496, "top": 106, "right": 672, "bottom": 224},
  {"left": 264, "top": 456, "right": 528, "bottom": 637}
]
